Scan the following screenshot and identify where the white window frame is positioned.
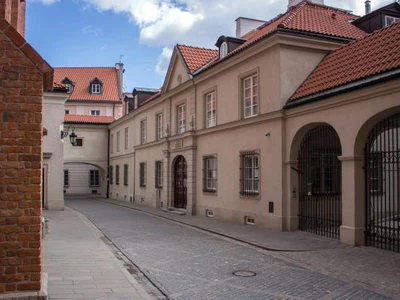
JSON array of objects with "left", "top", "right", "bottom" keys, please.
[
  {"left": 204, "top": 156, "right": 217, "bottom": 192},
  {"left": 205, "top": 91, "right": 216, "bottom": 128},
  {"left": 124, "top": 127, "right": 129, "bottom": 150},
  {"left": 134, "top": 95, "right": 138, "bottom": 109},
  {"left": 89, "top": 170, "right": 100, "bottom": 187},
  {"left": 140, "top": 119, "right": 147, "bottom": 144},
  {"left": 177, "top": 104, "right": 186, "bottom": 134},
  {"left": 156, "top": 113, "right": 163, "bottom": 140},
  {"left": 220, "top": 42, "right": 228, "bottom": 59},
  {"left": 155, "top": 161, "right": 163, "bottom": 188},
  {"left": 66, "top": 84, "right": 73, "bottom": 93},
  {"left": 90, "top": 110, "right": 100, "bottom": 116},
  {"left": 91, "top": 83, "right": 101, "bottom": 94},
  {"left": 385, "top": 15, "right": 400, "bottom": 27},
  {"left": 243, "top": 74, "right": 258, "bottom": 119}
]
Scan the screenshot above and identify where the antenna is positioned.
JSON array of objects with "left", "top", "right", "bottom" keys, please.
[{"left": 119, "top": 54, "right": 124, "bottom": 63}]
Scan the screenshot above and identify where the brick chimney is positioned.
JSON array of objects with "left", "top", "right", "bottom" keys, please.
[{"left": 0, "top": 0, "right": 26, "bottom": 37}]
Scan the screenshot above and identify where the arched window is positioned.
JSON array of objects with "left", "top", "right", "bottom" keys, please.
[{"left": 220, "top": 42, "right": 228, "bottom": 59}]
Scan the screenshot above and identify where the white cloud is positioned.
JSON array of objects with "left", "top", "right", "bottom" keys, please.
[
  {"left": 81, "top": 25, "right": 102, "bottom": 37},
  {"left": 155, "top": 47, "right": 173, "bottom": 76}
]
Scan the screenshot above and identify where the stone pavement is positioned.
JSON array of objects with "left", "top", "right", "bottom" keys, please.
[
  {"left": 96, "top": 197, "right": 343, "bottom": 251},
  {"left": 66, "top": 198, "right": 399, "bottom": 300},
  {"left": 43, "top": 208, "right": 165, "bottom": 300}
]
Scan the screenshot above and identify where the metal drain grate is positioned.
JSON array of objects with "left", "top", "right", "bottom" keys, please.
[{"left": 232, "top": 270, "right": 256, "bottom": 277}]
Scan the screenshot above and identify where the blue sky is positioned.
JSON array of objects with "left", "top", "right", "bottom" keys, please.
[{"left": 26, "top": 0, "right": 390, "bottom": 92}]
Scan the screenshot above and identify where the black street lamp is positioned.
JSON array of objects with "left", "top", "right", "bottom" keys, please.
[{"left": 60, "top": 126, "right": 78, "bottom": 146}]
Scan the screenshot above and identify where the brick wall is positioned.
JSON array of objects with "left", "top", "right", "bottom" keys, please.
[{"left": 0, "top": 26, "right": 44, "bottom": 294}]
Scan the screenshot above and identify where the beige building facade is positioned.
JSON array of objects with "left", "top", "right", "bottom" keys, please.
[{"left": 108, "top": 1, "right": 400, "bottom": 252}]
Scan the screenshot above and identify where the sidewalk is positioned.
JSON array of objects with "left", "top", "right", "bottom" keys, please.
[
  {"left": 43, "top": 208, "right": 163, "bottom": 300},
  {"left": 95, "top": 197, "right": 345, "bottom": 252}
]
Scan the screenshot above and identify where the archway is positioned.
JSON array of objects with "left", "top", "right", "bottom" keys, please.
[
  {"left": 173, "top": 156, "right": 187, "bottom": 209},
  {"left": 365, "top": 112, "right": 400, "bottom": 252},
  {"left": 298, "top": 125, "right": 342, "bottom": 239}
]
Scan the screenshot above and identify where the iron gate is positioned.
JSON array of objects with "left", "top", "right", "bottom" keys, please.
[
  {"left": 365, "top": 113, "right": 400, "bottom": 252},
  {"left": 174, "top": 156, "right": 187, "bottom": 209},
  {"left": 298, "top": 126, "right": 342, "bottom": 239}
]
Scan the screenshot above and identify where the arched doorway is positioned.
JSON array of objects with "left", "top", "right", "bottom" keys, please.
[
  {"left": 298, "top": 125, "right": 342, "bottom": 239},
  {"left": 365, "top": 112, "right": 400, "bottom": 252},
  {"left": 174, "top": 156, "right": 187, "bottom": 209}
]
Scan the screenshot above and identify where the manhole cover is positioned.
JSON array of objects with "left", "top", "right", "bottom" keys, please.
[{"left": 232, "top": 270, "right": 256, "bottom": 277}]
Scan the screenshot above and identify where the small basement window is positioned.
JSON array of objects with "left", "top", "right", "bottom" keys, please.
[
  {"left": 206, "top": 210, "right": 214, "bottom": 218},
  {"left": 245, "top": 216, "right": 255, "bottom": 225}
]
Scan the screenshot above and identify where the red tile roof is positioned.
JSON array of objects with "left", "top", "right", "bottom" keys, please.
[
  {"left": 177, "top": 45, "right": 218, "bottom": 73},
  {"left": 289, "top": 21, "right": 400, "bottom": 102},
  {"left": 53, "top": 82, "right": 68, "bottom": 92},
  {"left": 54, "top": 67, "right": 121, "bottom": 103},
  {"left": 64, "top": 115, "right": 115, "bottom": 125}
]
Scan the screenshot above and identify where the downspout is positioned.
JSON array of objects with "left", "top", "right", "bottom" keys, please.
[
  {"left": 133, "top": 151, "right": 136, "bottom": 202},
  {"left": 106, "top": 129, "right": 110, "bottom": 198}
]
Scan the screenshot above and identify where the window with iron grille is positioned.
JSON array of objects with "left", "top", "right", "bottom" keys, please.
[
  {"left": 64, "top": 170, "right": 69, "bottom": 187},
  {"left": 109, "top": 166, "right": 113, "bottom": 184},
  {"left": 124, "top": 127, "right": 129, "bottom": 149},
  {"left": 205, "top": 91, "right": 216, "bottom": 128},
  {"left": 117, "top": 131, "right": 120, "bottom": 152},
  {"left": 123, "top": 164, "right": 128, "bottom": 186},
  {"left": 89, "top": 170, "right": 100, "bottom": 187},
  {"left": 141, "top": 119, "right": 147, "bottom": 144},
  {"left": 116, "top": 165, "right": 120, "bottom": 185},
  {"left": 177, "top": 104, "right": 186, "bottom": 134},
  {"left": 243, "top": 74, "right": 258, "bottom": 118},
  {"left": 155, "top": 161, "right": 163, "bottom": 188},
  {"left": 156, "top": 113, "right": 163, "bottom": 140},
  {"left": 240, "top": 152, "right": 259, "bottom": 196},
  {"left": 140, "top": 163, "right": 146, "bottom": 187},
  {"left": 203, "top": 156, "right": 217, "bottom": 192}
]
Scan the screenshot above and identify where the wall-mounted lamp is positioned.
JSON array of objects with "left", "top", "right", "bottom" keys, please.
[
  {"left": 265, "top": 132, "right": 271, "bottom": 137},
  {"left": 60, "top": 126, "right": 78, "bottom": 146}
]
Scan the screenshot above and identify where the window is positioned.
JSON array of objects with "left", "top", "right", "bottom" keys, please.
[
  {"left": 177, "top": 104, "right": 186, "bottom": 134},
  {"left": 243, "top": 74, "right": 258, "bottom": 118},
  {"left": 155, "top": 161, "right": 163, "bottom": 188},
  {"left": 64, "top": 109, "right": 70, "bottom": 115},
  {"left": 124, "top": 127, "right": 129, "bottom": 149},
  {"left": 109, "top": 166, "right": 113, "bottom": 184},
  {"left": 125, "top": 101, "right": 129, "bottom": 115},
  {"left": 117, "top": 131, "right": 120, "bottom": 152},
  {"left": 385, "top": 15, "right": 400, "bottom": 27},
  {"left": 156, "top": 113, "right": 163, "bottom": 140},
  {"left": 75, "top": 138, "right": 83, "bottom": 147},
  {"left": 91, "top": 83, "right": 101, "bottom": 94},
  {"left": 89, "top": 170, "right": 100, "bottom": 187},
  {"left": 110, "top": 134, "right": 114, "bottom": 153},
  {"left": 240, "top": 152, "right": 260, "bottom": 196},
  {"left": 140, "top": 119, "right": 147, "bottom": 144},
  {"left": 123, "top": 164, "right": 128, "bottom": 186},
  {"left": 116, "top": 165, "right": 120, "bottom": 185},
  {"left": 220, "top": 42, "right": 228, "bottom": 59},
  {"left": 205, "top": 91, "right": 216, "bottom": 128},
  {"left": 64, "top": 170, "right": 69, "bottom": 187},
  {"left": 203, "top": 156, "right": 217, "bottom": 192},
  {"left": 134, "top": 95, "right": 138, "bottom": 109},
  {"left": 66, "top": 84, "right": 73, "bottom": 93},
  {"left": 140, "top": 163, "right": 146, "bottom": 187},
  {"left": 90, "top": 110, "right": 100, "bottom": 116}
]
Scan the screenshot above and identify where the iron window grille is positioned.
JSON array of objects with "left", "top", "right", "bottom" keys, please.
[
  {"left": 240, "top": 151, "right": 260, "bottom": 196},
  {"left": 178, "top": 104, "right": 186, "bottom": 134},
  {"left": 205, "top": 91, "right": 216, "bottom": 128},
  {"left": 140, "top": 163, "right": 146, "bottom": 187},
  {"left": 141, "top": 120, "right": 147, "bottom": 144},
  {"left": 109, "top": 166, "right": 113, "bottom": 184},
  {"left": 63, "top": 170, "right": 69, "bottom": 187},
  {"left": 243, "top": 74, "right": 258, "bottom": 118},
  {"left": 203, "top": 156, "right": 217, "bottom": 192},
  {"left": 116, "top": 165, "right": 120, "bottom": 185},
  {"left": 89, "top": 170, "right": 100, "bottom": 187},
  {"left": 155, "top": 161, "right": 163, "bottom": 188},
  {"left": 123, "top": 164, "right": 128, "bottom": 186}
]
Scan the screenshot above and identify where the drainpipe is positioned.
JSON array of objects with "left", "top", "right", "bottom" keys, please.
[
  {"left": 106, "top": 129, "right": 110, "bottom": 198},
  {"left": 133, "top": 152, "right": 136, "bottom": 202}
]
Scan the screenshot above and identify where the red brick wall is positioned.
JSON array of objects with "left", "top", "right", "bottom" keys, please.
[{"left": 0, "top": 27, "right": 43, "bottom": 294}]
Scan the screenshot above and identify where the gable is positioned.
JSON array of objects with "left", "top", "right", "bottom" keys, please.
[{"left": 163, "top": 49, "right": 191, "bottom": 93}]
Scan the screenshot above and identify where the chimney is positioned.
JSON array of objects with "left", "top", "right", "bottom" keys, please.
[
  {"left": 0, "top": 0, "right": 26, "bottom": 37},
  {"left": 235, "top": 17, "right": 265, "bottom": 38},
  {"left": 365, "top": 0, "right": 371, "bottom": 15},
  {"left": 288, "top": 0, "right": 324, "bottom": 9},
  {"left": 115, "top": 62, "right": 124, "bottom": 100}
]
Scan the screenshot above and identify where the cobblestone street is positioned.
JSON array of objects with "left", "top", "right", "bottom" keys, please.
[{"left": 65, "top": 198, "right": 399, "bottom": 300}]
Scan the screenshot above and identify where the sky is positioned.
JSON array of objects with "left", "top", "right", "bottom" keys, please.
[{"left": 26, "top": 0, "right": 392, "bottom": 91}]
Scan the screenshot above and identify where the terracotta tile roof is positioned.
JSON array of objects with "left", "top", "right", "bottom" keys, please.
[
  {"left": 289, "top": 21, "right": 400, "bottom": 102},
  {"left": 195, "top": 1, "right": 367, "bottom": 74},
  {"left": 53, "top": 82, "right": 68, "bottom": 92},
  {"left": 177, "top": 45, "right": 218, "bottom": 73},
  {"left": 54, "top": 67, "right": 121, "bottom": 103},
  {"left": 64, "top": 114, "right": 115, "bottom": 125}
]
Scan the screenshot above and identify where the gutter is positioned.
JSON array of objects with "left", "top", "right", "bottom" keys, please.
[{"left": 284, "top": 68, "right": 400, "bottom": 109}]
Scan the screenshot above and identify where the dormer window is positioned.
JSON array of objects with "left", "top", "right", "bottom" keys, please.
[
  {"left": 220, "top": 42, "right": 228, "bottom": 59},
  {"left": 385, "top": 15, "right": 400, "bottom": 27},
  {"left": 61, "top": 77, "right": 75, "bottom": 94},
  {"left": 90, "top": 77, "right": 103, "bottom": 94},
  {"left": 66, "top": 84, "right": 73, "bottom": 93}
]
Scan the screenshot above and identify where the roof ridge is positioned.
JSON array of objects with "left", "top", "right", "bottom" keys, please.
[
  {"left": 177, "top": 44, "right": 217, "bottom": 52},
  {"left": 279, "top": 1, "right": 307, "bottom": 28}
]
